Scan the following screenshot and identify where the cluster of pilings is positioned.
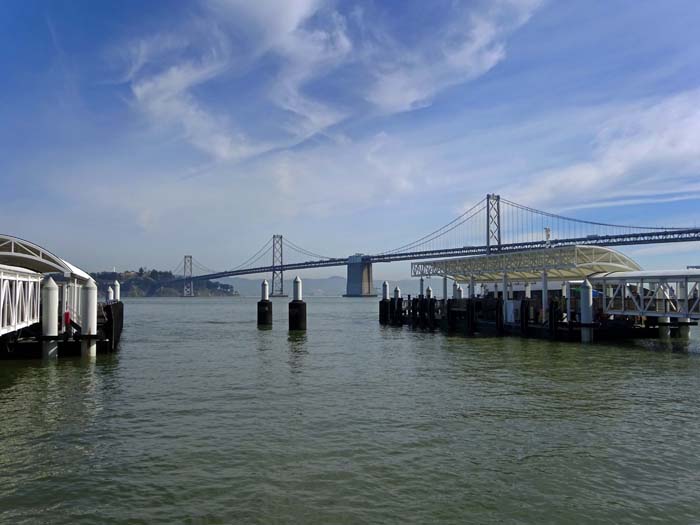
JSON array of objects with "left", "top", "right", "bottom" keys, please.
[
  {"left": 377, "top": 273, "right": 695, "bottom": 344},
  {"left": 377, "top": 277, "right": 626, "bottom": 343},
  {"left": 378, "top": 281, "right": 443, "bottom": 330},
  {"left": 257, "top": 276, "right": 307, "bottom": 331}
]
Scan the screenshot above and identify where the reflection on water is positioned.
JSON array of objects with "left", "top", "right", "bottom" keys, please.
[{"left": 1, "top": 297, "right": 700, "bottom": 524}]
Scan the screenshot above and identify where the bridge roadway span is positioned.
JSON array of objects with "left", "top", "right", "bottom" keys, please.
[{"left": 183, "top": 228, "right": 700, "bottom": 284}]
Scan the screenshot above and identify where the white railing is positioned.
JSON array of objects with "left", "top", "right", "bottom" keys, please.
[
  {"left": 60, "top": 280, "right": 83, "bottom": 329},
  {"left": 0, "top": 268, "right": 41, "bottom": 337},
  {"left": 591, "top": 272, "right": 700, "bottom": 319}
]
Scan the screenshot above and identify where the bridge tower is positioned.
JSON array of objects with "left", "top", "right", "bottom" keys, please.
[
  {"left": 486, "top": 193, "right": 501, "bottom": 254},
  {"left": 270, "top": 234, "right": 287, "bottom": 297},
  {"left": 344, "top": 254, "right": 376, "bottom": 297},
  {"left": 183, "top": 255, "right": 194, "bottom": 297}
]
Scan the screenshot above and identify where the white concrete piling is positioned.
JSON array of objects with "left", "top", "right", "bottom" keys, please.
[
  {"left": 457, "top": 285, "right": 464, "bottom": 299},
  {"left": 258, "top": 280, "right": 272, "bottom": 327},
  {"left": 114, "top": 280, "right": 120, "bottom": 302},
  {"left": 41, "top": 277, "right": 59, "bottom": 359},
  {"left": 452, "top": 281, "right": 459, "bottom": 299},
  {"left": 580, "top": 279, "right": 593, "bottom": 343},
  {"left": 394, "top": 286, "right": 401, "bottom": 300},
  {"left": 107, "top": 286, "right": 114, "bottom": 302},
  {"left": 524, "top": 282, "right": 532, "bottom": 299},
  {"left": 293, "top": 276, "right": 303, "bottom": 302},
  {"left": 382, "top": 281, "right": 389, "bottom": 301},
  {"left": 426, "top": 286, "right": 433, "bottom": 299},
  {"left": 81, "top": 280, "right": 98, "bottom": 357},
  {"left": 289, "top": 276, "right": 306, "bottom": 331}
]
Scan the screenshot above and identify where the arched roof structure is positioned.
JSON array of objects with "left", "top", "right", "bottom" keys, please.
[
  {"left": 0, "top": 235, "right": 92, "bottom": 282},
  {"left": 412, "top": 245, "right": 642, "bottom": 282}
]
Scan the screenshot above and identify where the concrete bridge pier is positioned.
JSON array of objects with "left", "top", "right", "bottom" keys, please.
[{"left": 344, "top": 255, "right": 376, "bottom": 297}]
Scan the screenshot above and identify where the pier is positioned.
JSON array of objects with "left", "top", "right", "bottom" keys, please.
[
  {"left": 0, "top": 235, "right": 124, "bottom": 359},
  {"left": 377, "top": 245, "right": 700, "bottom": 343}
]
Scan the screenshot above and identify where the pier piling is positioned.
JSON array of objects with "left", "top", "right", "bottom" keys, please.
[
  {"left": 81, "top": 280, "right": 98, "bottom": 357},
  {"left": 289, "top": 276, "right": 307, "bottom": 331},
  {"left": 258, "top": 280, "right": 273, "bottom": 327},
  {"left": 379, "top": 282, "right": 390, "bottom": 325},
  {"left": 41, "top": 277, "right": 59, "bottom": 359},
  {"left": 580, "top": 279, "right": 593, "bottom": 343}
]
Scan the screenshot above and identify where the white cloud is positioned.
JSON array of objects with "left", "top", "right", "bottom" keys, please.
[
  {"left": 269, "top": 12, "right": 353, "bottom": 140},
  {"left": 123, "top": 28, "right": 266, "bottom": 161},
  {"left": 365, "top": 0, "right": 542, "bottom": 113},
  {"left": 508, "top": 89, "right": 700, "bottom": 210}
]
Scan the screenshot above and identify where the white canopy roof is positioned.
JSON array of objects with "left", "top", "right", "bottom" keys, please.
[
  {"left": 0, "top": 234, "right": 92, "bottom": 282},
  {"left": 412, "top": 245, "right": 642, "bottom": 283}
]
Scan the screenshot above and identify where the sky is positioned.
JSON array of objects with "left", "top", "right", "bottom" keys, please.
[{"left": 1, "top": 0, "right": 700, "bottom": 278}]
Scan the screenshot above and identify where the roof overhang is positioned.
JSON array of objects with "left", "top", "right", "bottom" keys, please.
[
  {"left": 412, "top": 245, "right": 642, "bottom": 282},
  {"left": 0, "top": 235, "right": 92, "bottom": 283},
  {"left": 589, "top": 269, "right": 700, "bottom": 282}
]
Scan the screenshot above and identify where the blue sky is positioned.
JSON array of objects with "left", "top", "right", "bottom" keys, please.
[{"left": 1, "top": 0, "right": 700, "bottom": 277}]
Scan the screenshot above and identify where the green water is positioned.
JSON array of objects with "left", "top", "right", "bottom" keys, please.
[{"left": 1, "top": 297, "right": 700, "bottom": 524}]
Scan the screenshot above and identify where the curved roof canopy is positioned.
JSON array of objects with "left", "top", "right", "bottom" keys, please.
[
  {"left": 0, "top": 234, "right": 92, "bottom": 282},
  {"left": 412, "top": 245, "right": 642, "bottom": 282}
]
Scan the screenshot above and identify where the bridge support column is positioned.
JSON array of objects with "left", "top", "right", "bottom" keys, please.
[
  {"left": 81, "top": 280, "right": 98, "bottom": 358},
  {"left": 41, "top": 277, "right": 59, "bottom": 359},
  {"left": 442, "top": 276, "right": 448, "bottom": 302},
  {"left": 565, "top": 281, "right": 572, "bottom": 323},
  {"left": 469, "top": 276, "right": 475, "bottom": 298},
  {"left": 344, "top": 255, "right": 376, "bottom": 297}
]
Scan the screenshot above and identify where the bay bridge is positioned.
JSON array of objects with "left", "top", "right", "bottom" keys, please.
[{"left": 172, "top": 194, "right": 700, "bottom": 297}]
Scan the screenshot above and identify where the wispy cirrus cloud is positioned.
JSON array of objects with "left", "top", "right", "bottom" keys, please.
[
  {"left": 508, "top": 89, "right": 700, "bottom": 211},
  {"left": 122, "top": 26, "right": 265, "bottom": 161},
  {"left": 117, "top": 0, "right": 542, "bottom": 162},
  {"left": 365, "top": 0, "right": 542, "bottom": 113}
]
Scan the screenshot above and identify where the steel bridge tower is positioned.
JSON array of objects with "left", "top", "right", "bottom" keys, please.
[
  {"left": 183, "top": 255, "right": 194, "bottom": 297},
  {"left": 486, "top": 193, "right": 501, "bottom": 254},
  {"left": 271, "top": 235, "right": 286, "bottom": 297}
]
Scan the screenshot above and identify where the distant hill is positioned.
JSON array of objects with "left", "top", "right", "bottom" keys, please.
[
  {"left": 91, "top": 269, "right": 431, "bottom": 298},
  {"left": 219, "top": 276, "right": 429, "bottom": 297},
  {"left": 91, "top": 269, "right": 236, "bottom": 298}
]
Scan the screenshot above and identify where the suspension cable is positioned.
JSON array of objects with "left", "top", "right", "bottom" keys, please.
[{"left": 501, "top": 198, "right": 685, "bottom": 231}]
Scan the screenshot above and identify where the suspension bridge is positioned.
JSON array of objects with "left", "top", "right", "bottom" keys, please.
[{"left": 170, "top": 194, "right": 700, "bottom": 297}]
